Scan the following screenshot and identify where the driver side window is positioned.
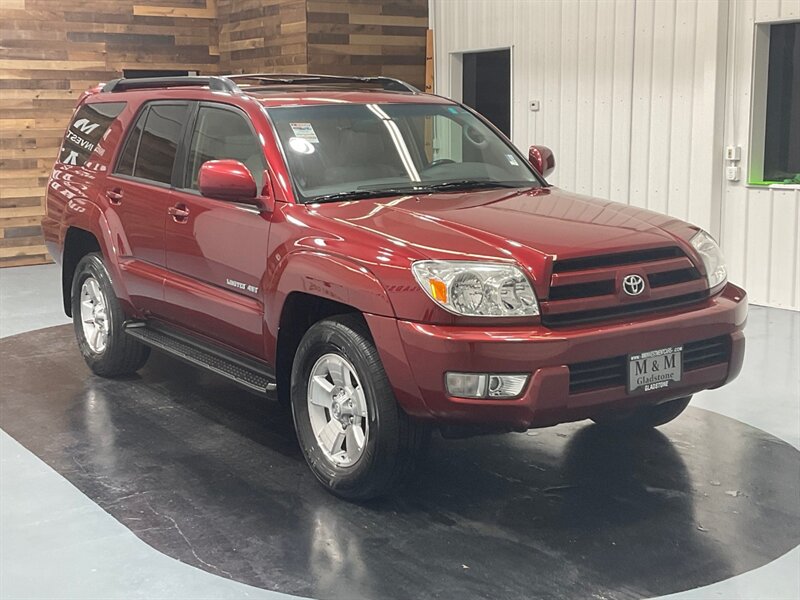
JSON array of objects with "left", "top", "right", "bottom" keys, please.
[{"left": 185, "top": 105, "right": 265, "bottom": 191}]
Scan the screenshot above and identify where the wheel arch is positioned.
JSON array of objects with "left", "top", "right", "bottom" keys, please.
[
  {"left": 62, "top": 227, "right": 103, "bottom": 316},
  {"left": 274, "top": 291, "right": 367, "bottom": 405},
  {"left": 61, "top": 213, "right": 132, "bottom": 319},
  {"left": 269, "top": 251, "right": 395, "bottom": 405}
]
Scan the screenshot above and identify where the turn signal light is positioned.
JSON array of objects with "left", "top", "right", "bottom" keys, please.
[{"left": 429, "top": 278, "right": 448, "bottom": 303}]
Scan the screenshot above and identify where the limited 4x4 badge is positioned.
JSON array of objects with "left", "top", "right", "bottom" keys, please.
[{"left": 226, "top": 278, "right": 259, "bottom": 294}]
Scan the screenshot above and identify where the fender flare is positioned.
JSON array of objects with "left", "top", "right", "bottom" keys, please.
[
  {"left": 265, "top": 250, "right": 434, "bottom": 418},
  {"left": 61, "top": 199, "right": 134, "bottom": 310},
  {"left": 266, "top": 249, "right": 395, "bottom": 341}
]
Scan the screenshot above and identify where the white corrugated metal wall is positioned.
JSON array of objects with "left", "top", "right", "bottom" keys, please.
[
  {"left": 722, "top": 0, "right": 800, "bottom": 310},
  {"left": 431, "top": 0, "right": 800, "bottom": 309}
]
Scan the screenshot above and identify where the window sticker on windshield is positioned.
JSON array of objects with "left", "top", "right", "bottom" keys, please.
[
  {"left": 289, "top": 122, "right": 320, "bottom": 143},
  {"left": 505, "top": 154, "right": 519, "bottom": 166}
]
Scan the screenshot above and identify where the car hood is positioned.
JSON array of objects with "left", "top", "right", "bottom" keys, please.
[{"left": 311, "top": 186, "right": 698, "bottom": 271}]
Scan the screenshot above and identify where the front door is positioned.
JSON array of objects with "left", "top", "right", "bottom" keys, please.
[{"left": 162, "top": 102, "right": 270, "bottom": 358}]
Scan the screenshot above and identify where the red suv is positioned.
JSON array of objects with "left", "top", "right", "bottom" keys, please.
[{"left": 43, "top": 74, "right": 747, "bottom": 500}]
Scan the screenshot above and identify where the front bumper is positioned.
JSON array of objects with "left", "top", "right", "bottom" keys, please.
[{"left": 366, "top": 283, "right": 747, "bottom": 430}]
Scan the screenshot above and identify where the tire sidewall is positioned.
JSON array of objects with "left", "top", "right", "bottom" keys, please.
[
  {"left": 72, "top": 253, "right": 121, "bottom": 368},
  {"left": 291, "top": 320, "right": 397, "bottom": 497}
]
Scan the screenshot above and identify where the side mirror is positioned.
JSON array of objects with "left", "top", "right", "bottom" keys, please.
[
  {"left": 198, "top": 160, "right": 261, "bottom": 208},
  {"left": 528, "top": 145, "right": 555, "bottom": 178}
]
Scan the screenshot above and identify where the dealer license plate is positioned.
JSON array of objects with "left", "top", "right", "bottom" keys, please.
[{"left": 628, "top": 346, "right": 683, "bottom": 393}]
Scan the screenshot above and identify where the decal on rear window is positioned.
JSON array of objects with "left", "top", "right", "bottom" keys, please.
[{"left": 59, "top": 102, "right": 125, "bottom": 167}]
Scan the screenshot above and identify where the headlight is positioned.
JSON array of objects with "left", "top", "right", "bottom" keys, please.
[
  {"left": 690, "top": 230, "right": 727, "bottom": 289},
  {"left": 411, "top": 260, "right": 539, "bottom": 316}
]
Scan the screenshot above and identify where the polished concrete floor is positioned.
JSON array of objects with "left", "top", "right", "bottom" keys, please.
[{"left": 1, "top": 264, "right": 799, "bottom": 600}]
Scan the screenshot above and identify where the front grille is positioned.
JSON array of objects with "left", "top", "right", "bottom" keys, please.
[
  {"left": 682, "top": 336, "right": 731, "bottom": 370},
  {"left": 552, "top": 247, "right": 685, "bottom": 273},
  {"left": 648, "top": 267, "right": 702, "bottom": 288},
  {"left": 568, "top": 355, "right": 627, "bottom": 394},
  {"left": 568, "top": 335, "right": 731, "bottom": 394},
  {"left": 542, "top": 291, "right": 708, "bottom": 327},
  {"left": 543, "top": 246, "right": 707, "bottom": 327},
  {"left": 548, "top": 280, "right": 615, "bottom": 301}
]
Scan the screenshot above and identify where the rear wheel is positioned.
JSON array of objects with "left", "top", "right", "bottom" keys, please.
[
  {"left": 71, "top": 253, "right": 150, "bottom": 377},
  {"left": 591, "top": 396, "right": 692, "bottom": 430},
  {"left": 290, "top": 314, "right": 428, "bottom": 501}
]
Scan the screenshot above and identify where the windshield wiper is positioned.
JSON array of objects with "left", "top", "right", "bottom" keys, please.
[
  {"left": 309, "top": 180, "right": 526, "bottom": 204},
  {"left": 421, "top": 179, "right": 525, "bottom": 192},
  {"left": 309, "top": 188, "right": 418, "bottom": 204}
]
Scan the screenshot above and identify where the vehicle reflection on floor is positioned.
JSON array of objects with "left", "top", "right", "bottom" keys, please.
[{"left": 1, "top": 324, "right": 798, "bottom": 600}]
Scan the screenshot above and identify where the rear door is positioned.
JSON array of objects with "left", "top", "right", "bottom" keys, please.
[
  {"left": 107, "top": 101, "right": 191, "bottom": 313},
  {"left": 161, "top": 101, "right": 271, "bottom": 358}
]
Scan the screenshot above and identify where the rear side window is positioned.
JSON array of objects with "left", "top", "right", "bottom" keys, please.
[
  {"left": 115, "top": 103, "right": 189, "bottom": 185},
  {"left": 59, "top": 102, "right": 125, "bottom": 167},
  {"left": 116, "top": 112, "right": 143, "bottom": 176},
  {"left": 185, "top": 105, "right": 265, "bottom": 190}
]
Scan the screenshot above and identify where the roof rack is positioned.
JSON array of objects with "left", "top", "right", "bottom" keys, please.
[
  {"left": 102, "top": 76, "right": 238, "bottom": 94},
  {"left": 99, "top": 73, "right": 419, "bottom": 95},
  {"left": 226, "top": 73, "right": 419, "bottom": 93}
]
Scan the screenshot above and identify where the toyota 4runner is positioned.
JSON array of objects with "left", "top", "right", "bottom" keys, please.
[{"left": 43, "top": 74, "right": 747, "bottom": 500}]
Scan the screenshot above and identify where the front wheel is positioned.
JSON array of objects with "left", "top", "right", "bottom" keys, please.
[
  {"left": 71, "top": 253, "right": 150, "bottom": 377},
  {"left": 290, "top": 315, "right": 428, "bottom": 501},
  {"left": 591, "top": 396, "right": 692, "bottom": 430}
]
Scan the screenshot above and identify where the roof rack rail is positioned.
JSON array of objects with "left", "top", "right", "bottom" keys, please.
[
  {"left": 99, "top": 73, "right": 420, "bottom": 95},
  {"left": 226, "top": 73, "right": 419, "bottom": 93},
  {"left": 102, "top": 76, "right": 239, "bottom": 94}
]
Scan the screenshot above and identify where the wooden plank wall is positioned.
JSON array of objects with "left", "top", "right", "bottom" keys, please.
[
  {"left": 218, "top": 0, "right": 308, "bottom": 73},
  {"left": 0, "top": 0, "right": 428, "bottom": 267},
  {"left": 0, "top": 0, "right": 220, "bottom": 267},
  {"left": 306, "top": 0, "right": 428, "bottom": 89}
]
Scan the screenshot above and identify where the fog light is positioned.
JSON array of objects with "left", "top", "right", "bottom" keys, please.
[
  {"left": 487, "top": 374, "right": 529, "bottom": 398},
  {"left": 445, "top": 372, "right": 487, "bottom": 398},
  {"left": 446, "top": 372, "right": 529, "bottom": 399}
]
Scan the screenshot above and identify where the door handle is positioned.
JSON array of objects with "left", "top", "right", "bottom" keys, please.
[
  {"left": 106, "top": 188, "right": 123, "bottom": 205},
  {"left": 168, "top": 204, "right": 190, "bottom": 222}
]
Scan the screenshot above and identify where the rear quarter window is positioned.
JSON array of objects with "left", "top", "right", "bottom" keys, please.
[{"left": 59, "top": 102, "right": 126, "bottom": 167}]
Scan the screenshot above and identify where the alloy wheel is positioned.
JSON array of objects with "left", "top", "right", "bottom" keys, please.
[
  {"left": 307, "top": 353, "right": 370, "bottom": 467},
  {"left": 79, "top": 276, "right": 109, "bottom": 353}
]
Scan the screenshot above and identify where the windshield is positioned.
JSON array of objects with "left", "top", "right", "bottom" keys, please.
[{"left": 267, "top": 103, "right": 541, "bottom": 203}]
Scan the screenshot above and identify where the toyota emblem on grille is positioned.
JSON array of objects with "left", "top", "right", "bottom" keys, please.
[{"left": 622, "top": 274, "right": 646, "bottom": 296}]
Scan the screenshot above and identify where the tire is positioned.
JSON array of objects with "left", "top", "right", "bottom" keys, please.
[
  {"left": 591, "top": 396, "right": 692, "bottom": 430},
  {"left": 71, "top": 252, "right": 150, "bottom": 377},
  {"left": 290, "top": 314, "right": 428, "bottom": 501}
]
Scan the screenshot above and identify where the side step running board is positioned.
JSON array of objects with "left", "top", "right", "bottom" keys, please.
[{"left": 124, "top": 322, "right": 277, "bottom": 395}]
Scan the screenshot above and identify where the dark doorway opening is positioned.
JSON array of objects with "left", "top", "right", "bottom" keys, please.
[
  {"left": 462, "top": 49, "right": 511, "bottom": 138},
  {"left": 763, "top": 22, "right": 800, "bottom": 182}
]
